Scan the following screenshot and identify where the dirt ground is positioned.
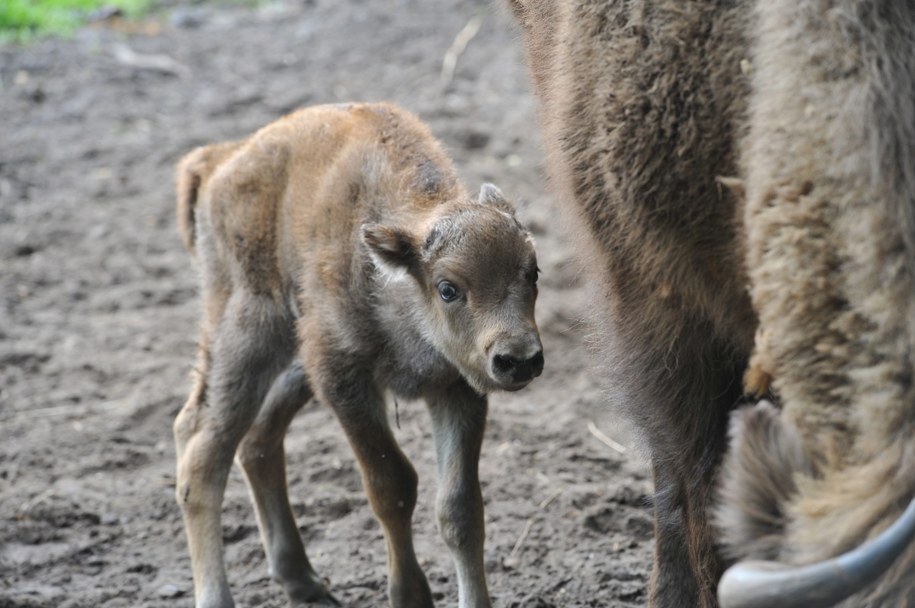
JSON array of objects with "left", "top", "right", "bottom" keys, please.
[{"left": 0, "top": 1, "right": 655, "bottom": 606}]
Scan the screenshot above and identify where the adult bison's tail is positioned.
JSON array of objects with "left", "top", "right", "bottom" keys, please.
[
  {"left": 175, "top": 141, "right": 242, "bottom": 255},
  {"left": 715, "top": 402, "right": 915, "bottom": 608},
  {"left": 718, "top": 497, "right": 915, "bottom": 608}
]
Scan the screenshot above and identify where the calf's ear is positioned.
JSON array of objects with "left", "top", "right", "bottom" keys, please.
[
  {"left": 362, "top": 224, "right": 419, "bottom": 273},
  {"left": 478, "top": 183, "right": 516, "bottom": 215}
]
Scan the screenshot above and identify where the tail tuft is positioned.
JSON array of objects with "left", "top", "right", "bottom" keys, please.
[{"left": 715, "top": 400, "right": 814, "bottom": 562}]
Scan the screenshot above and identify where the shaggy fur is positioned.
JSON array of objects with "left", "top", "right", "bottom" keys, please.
[
  {"left": 730, "top": 2, "right": 915, "bottom": 605},
  {"left": 508, "top": 0, "right": 915, "bottom": 605}
]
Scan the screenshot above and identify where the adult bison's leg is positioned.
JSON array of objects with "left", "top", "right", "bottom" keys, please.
[
  {"left": 640, "top": 327, "right": 747, "bottom": 608},
  {"left": 650, "top": 463, "right": 699, "bottom": 605}
]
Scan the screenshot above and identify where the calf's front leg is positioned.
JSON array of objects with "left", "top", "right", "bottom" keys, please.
[
  {"left": 426, "top": 380, "right": 491, "bottom": 608},
  {"left": 312, "top": 361, "right": 434, "bottom": 608}
]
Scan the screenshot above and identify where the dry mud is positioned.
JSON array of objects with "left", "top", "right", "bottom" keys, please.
[{"left": 0, "top": 2, "right": 653, "bottom": 606}]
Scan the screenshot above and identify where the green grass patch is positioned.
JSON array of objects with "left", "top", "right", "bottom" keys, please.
[{"left": 0, "top": 0, "right": 151, "bottom": 40}]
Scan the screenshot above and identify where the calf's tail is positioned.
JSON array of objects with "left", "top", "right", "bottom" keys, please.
[{"left": 175, "top": 141, "right": 242, "bottom": 255}]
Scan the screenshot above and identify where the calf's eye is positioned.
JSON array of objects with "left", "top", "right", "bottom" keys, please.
[{"left": 438, "top": 281, "right": 460, "bottom": 302}]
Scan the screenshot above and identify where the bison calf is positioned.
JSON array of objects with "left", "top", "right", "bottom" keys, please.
[{"left": 172, "top": 102, "right": 543, "bottom": 608}]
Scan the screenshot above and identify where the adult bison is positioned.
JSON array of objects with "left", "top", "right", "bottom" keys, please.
[{"left": 508, "top": 1, "right": 915, "bottom": 606}]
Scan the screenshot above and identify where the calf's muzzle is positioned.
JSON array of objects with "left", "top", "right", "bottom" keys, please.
[{"left": 489, "top": 335, "right": 543, "bottom": 390}]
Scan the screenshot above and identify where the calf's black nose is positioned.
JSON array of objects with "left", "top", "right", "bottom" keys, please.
[{"left": 492, "top": 350, "right": 544, "bottom": 383}]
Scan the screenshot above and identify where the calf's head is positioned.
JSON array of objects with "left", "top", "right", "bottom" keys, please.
[{"left": 363, "top": 183, "right": 543, "bottom": 394}]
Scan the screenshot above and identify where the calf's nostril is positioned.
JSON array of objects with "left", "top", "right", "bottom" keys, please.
[
  {"left": 529, "top": 350, "right": 544, "bottom": 375},
  {"left": 493, "top": 354, "right": 516, "bottom": 374}
]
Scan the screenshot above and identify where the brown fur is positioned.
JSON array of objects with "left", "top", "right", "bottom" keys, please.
[
  {"left": 508, "top": 0, "right": 915, "bottom": 606},
  {"left": 172, "top": 102, "right": 542, "bottom": 608},
  {"left": 510, "top": 1, "right": 754, "bottom": 605}
]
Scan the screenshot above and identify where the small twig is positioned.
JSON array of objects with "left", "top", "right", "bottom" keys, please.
[
  {"left": 587, "top": 420, "right": 628, "bottom": 454},
  {"left": 394, "top": 398, "right": 401, "bottom": 430},
  {"left": 112, "top": 43, "right": 190, "bottom": 78},
  {"left": 440, "top": 15, "right": 484, "bottom": 87},
  {"left": 506, "top": 488, "right": 562, "bottom": 568},
  {"left": 508, "top": 517, "right": 535, "bottom": 562},
  {"left": 715, "top": 175, "right": 745, "bottom": 199},
  {"left": 538, "top": 488, "right": 563, "bottom": 510}
]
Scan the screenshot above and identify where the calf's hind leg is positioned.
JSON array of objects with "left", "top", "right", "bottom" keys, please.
[
  {"left": 236, "top": 360, "right": 337, "bottom": 605},
  {"left": 174, "top": 293, "right": 293, "bottom": 608}
]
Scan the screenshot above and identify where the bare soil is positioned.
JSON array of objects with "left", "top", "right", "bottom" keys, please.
[{"left": 0, "top": 2, "right": 653, "bottom": 606}]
